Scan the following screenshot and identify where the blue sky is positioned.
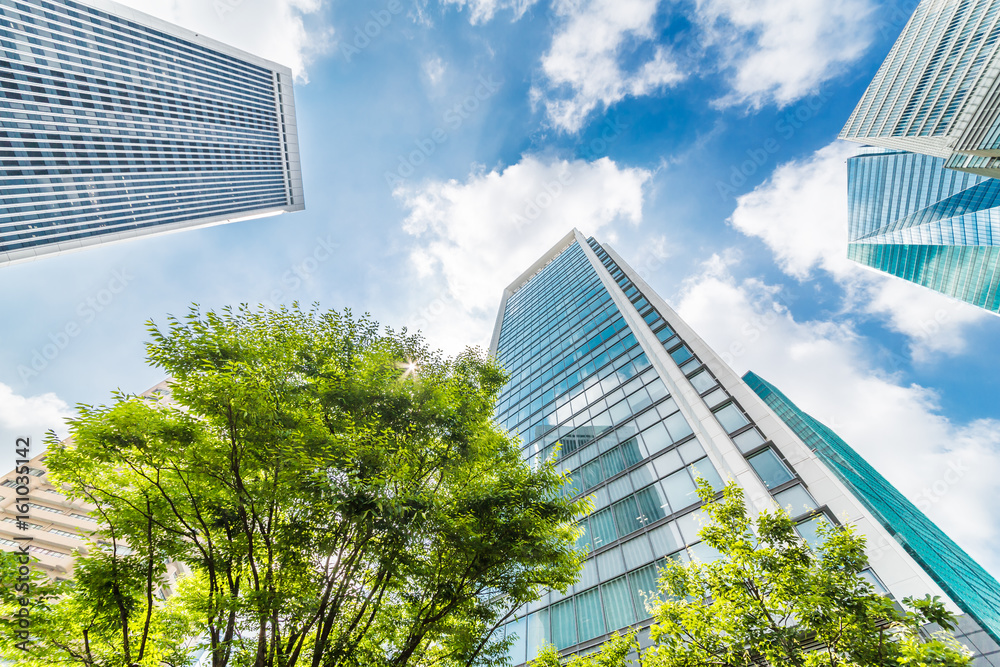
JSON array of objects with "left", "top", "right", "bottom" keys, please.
[{"left": 2, "top": 0, "right": 999, "bottom": 579}]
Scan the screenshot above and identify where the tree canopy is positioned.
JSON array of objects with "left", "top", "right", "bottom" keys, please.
[{"left": 1, "top": 304, "right": 587, "bottom": 667}]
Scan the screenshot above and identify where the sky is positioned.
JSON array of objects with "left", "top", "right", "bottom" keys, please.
[{"left": 2, "top": 0, "right": 999, "bottom": 583}]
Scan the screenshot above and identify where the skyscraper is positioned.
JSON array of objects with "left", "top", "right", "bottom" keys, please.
[
  {"left": 846, "top": 147, "right": 1000, "bottom": 313},
  {"left": 840, "top": 0, "right": 1000, "bottom": 178},
  {"left": 490, "top": 230, "right": 1000, "bottom": 664},
  {"left": 744, "top": 371, "right": 1000, "bottom": 660},
  {"left": 0, "top": 0, "right": 304, "bottom": 266}
]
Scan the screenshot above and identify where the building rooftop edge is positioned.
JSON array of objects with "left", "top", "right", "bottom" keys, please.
[{"left": 75, "top": 0, "right": 295, "bottom": 75}]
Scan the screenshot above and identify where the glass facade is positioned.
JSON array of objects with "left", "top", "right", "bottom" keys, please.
[
  {"left": 846, "top": 147, "right": 1000, "bottom": 313},
  {"left": 0, "top": 0, "right": 304, "bottom": 265},
  {"left": 840, "top": 0, "right": 1000, "bottom": 177},
  {"left": 744, "top": 371, "right": 1000, "bottom": 653},
  {"left": 491, "top": 232, "right": 866, "bottom": 664}
]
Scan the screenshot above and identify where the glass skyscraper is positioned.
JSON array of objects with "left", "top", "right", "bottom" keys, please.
[
  {"left": 744, "top": 371, "right": 1000, "bottom": 660},
  {"left": 490, "top": 230, "right": 999, "bottom": 665},
  {"left": 840, "top": 0, "right": 1000, "bottom": 178},
  {"left": 847, "top": 147, "right": 1000, "bottom": 313},
  {"left": 0, "top": 0, "right": 304, "bottom": 266}
]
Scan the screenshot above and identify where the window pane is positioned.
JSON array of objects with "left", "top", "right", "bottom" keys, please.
[
  {"left": 663, "top": 412, "right": 693, "bottom": 442},
  {"left": 627, "top": 389, "right": 652, "bottom": 413},
  {"left": 702, "top": 388, "right": 728, "bottom": 408},
  {"left": 677, "top": 439, "right": 705, "bottom": 463},
  {"left": 601, "top": 447, "right": 626, "bottom": 478},
  {"left": 640, "top": 422, "right": 671, "bottom": 454},
  {"left": 607, "top": 476, "right": 633, "bottom": 502},
  {"left": 797, "top": 515, "right": 832, "bottom": 551},
  {"left": 646, "top": 379, "right": 669, "bottom": 403},
  {"left": 597, "top": 546, "right": 625, "bottom": 580},
  {"left": 669, "top": 345, "right": 693, "bottom": 365},
  {"left": 506, "top": 616, "right": 527, "bottom": 667},
  {"left": 688, "top": 458, "right": 724, "bottom": 492},
  {"left": 621, "top": 534, "right": 654, "bottom": 569},
  {"left": 661, "top": 469, "right": 698, "bottom": 510},
  {"left": 576, "top": 518, "right": 592, "bottom": 552},
  {"left": 619, "top": 437, "right": 643, "bottom": 466},
  {"left": 526, "top": 609, "right": 549, "bottom": 662},
  {"left": 634, "top": 485, "right": 668, "bottom": 525},
  {"left": 578, "top": 556, "right": 599, "bottom": 589},
  {"left": 688, "top": 540, "right": 723, "bottom": 563},
  {"left": 629, "top": 562, "right": 663, "bottom": 619},
  {"left": 689, "top": 370, "right": 716, "bottom": 393},
  {"left": 629, "top": 462, "right": 656, "bottom": 489},
  {"left": 732, "top": 429, "right": 765, "bottom": 453},
  {"left": 581, "top": 460, "right": 603, "bottom": 490},
  {"left": 773, "top": 485, "right": 817, "bottom": 517},
  {"left": 676, "top": 509, "right": 709, "bottom": 544},
  {"left": 748, "top": 449, "right": 795, "bottom": 489},
  {"left": 713, "top": 403, "right": 749, "bottom": 433},
  {"left": 575, "top": 586, "right": 605, "bottom": 642},
  {"left": 612, "top": 496, "right": 644, "bottom": 537},
  {"left": 550, "top": 599, "right": 577, "bottom": 649},
  {"left": 648, "top": 521, "right": 682, "bottom": 557},
  {"left": 589, "top": 507, "right": 617, "bottom": 549},
  {"left": 652, "top": 449, "right": 683, "bottom": 477},
  {"left": 601, "top": 576, "right": 636, "bottom": 630}
]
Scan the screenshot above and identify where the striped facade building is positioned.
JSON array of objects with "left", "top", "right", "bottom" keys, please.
[{"left": 0, "top": 0, "right": 304, "bottom": 266}]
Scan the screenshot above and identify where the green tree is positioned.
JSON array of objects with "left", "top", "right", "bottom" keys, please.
[
  {"left": 4, "top": 304, "right": 586, "bottom": 667},
  {"left": 532, "top": 481, "right": 970, "bottom": 667}
]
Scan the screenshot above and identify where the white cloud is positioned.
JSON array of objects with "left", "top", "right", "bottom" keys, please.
[
  {"left": 674, "top": 258, "right": 1000, "bottom": 581},
  {"left": 423, "top": 56, "right": 447, "bottom": 87},
  {"left": 695, "top": 0, "right": 877, "bottom": 109},
  {"left": 0, "top": 384, "right": 71, "bottom": 474},
  {"left": 729, "top": 141, "right": 989, "bottom": 361},
  {"left": 115, "top": 0, "right": 331, "bottom": 81},
  {"left": 533, "top": 0, "right": 685, "bottom": 132},
  {"left": 439, "top": 0, "right": 539, "bottom": 23},
  {"left": 396, "top": 155, "right": 651, "bottom": 351}
]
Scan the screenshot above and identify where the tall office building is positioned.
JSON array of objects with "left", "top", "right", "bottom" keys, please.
[
  {"left": 744, "top": 371, "right": 1000, "bottom": 661},
  {"left": 0, "top": 381, "right": 188, "bottom": 587},
  {"left": 490, "top": 230, "right": 1000, "bottom": 665},
  {"left": 847, "top": 146, "right": 1000, "bottom": 313},
  {"left": 840, "top": 0, "right": 1000, "bottom": 177},
  {"left": 0, "top": 0, "right": 304, "bottom": 266}
]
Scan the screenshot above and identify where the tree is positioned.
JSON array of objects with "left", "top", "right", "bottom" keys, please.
[
  {"left": 3, "top": 304, "right": 587, "bottom": 667},
  {"left": 532, "top": 481, "right": 971, "bottom": 667}
]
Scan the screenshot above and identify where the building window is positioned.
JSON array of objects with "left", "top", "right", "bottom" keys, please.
[{"left": 747, "top": 449, "right": 795, "bottom": 489}]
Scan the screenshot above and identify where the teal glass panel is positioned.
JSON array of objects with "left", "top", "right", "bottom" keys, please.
[
  {"left": 575, "top": 587, "right": 605, "bottom": 642},
  {"left": 612, "top": 496, "right": 643, "bottom": 536},
  {"left": 629, "top": 561, "right": 664, "bottom": 619},
  {"left": 550, "top": 598, "right": 577, "bottom": 649},
  {"left": 589, "top": 507, "right": 618, "bottom": 549},
  {"left": 601, "top": 576, "right": 636, "bottom": 630},
  {"left": 526, "top": 609, "right": 548, "bottom": 662},
  {"left": 744, "top": 371, "right": 1000, "bottom": 645}
]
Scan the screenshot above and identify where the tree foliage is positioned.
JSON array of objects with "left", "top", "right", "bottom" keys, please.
[
  {"left": 4, "top": 304, "right": 587, "bottom": 667},
  {"left": 533, "top": 481, "right": 971, "bottom": 667}
]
